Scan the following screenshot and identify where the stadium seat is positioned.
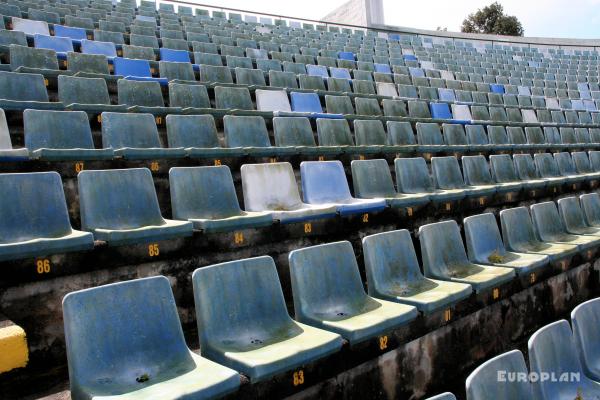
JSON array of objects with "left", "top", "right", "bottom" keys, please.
[
  {"left": 255, "top": 89, "right": 291, "bottom": 112},
  {"left": 24, "top": 109, "right": 113, "bottom": 161},
  {"left": 33, "top": 34, "right": 72, "bottom": 60},
  {"left": 580, "top": 193, "right": 600, "bottom": 228},
  {"left": 513, "top": 154, "right": 549, "bottom": 192},
  {"left": 78, "top": 168, "right": 193, "bottom": 245},
  {"left": 0, "top": 109, "right": 27, "bottom": 160},
  {"left": 465, "top": 350, "right": 532, "bottom": 399},
  {"left": 11, "top": 17, "right": 50, "bottom": 36},
  {"left": 214, "top": 86, "right": 253, "bottom": 110},
  {"left": 462, "top": 155, "right": 516, "bottom": 194},
  {"left": 395, "top": 157, "right": 466, "bottom": 203},
  {"left": 58, "top": 75, "right": 124, "bottom": 113},
  {"left": 572, "top": 152, "right": 600, "bottom": 181},
  {"left": 113, "top": 57, "right": 167, "bottom": 84},
  {"left": 300, "top": 161, "right": 387, "bottom": 215},
  {"left": 80, "top": 39, "right": 117, "bottom": 58},
  {"left": 554, "top": 152, "right": 586, "bottom": 186},
  {"left": 10, "top": 44, "right": 59, "bottom": 72},
  {"left": 159, "top": 61, "right": 195, "bottom": 81},
  {"left": 431, "top": 156, "right": 496, "bottom": 199},
  {"left": 0, "top": 172, "right": 93, "bottom": 261},
  {"left": 192, "top": 256, "right": 343, "bottom": 381},
  {"left": 488, "top": 154, "right": 524, "bottom": 193},
  {"left": 315, "top": 118, "right": 364, "bottom": 153},
  {"left": 418, "top": 220, "right": 515, "bottom": 292},
  {"left": 0, "top": 71, "right": 61, "bottom": 110},
  {"left": 241, "top": 162, "right": 337, "bottom": 224},
  {"left": 67, "top": 52, "right": 111, "bottom": 76},
  {"left": 53, "top": 25, "right": 86, "bottom": 41},
  {"left": 351, "top": 159, "right": 430, "bottom": 208},
  {"left": 273, "top": 116, "right": 340, "bottom": 156},
  {"left": 63, "top": 276, "right": 240, "bottom": 399},
  {"left": 528, "top": 320, "right": 600, "bottom": 399},
  {"left": 117, "top": 79, "right": 165, "bottom": 108},
  {"left": 224, "top": 115, "right": 294, "bottom": 156},
  {"left": 168, "top": 83, "right": 211, "bottom": 109},
  {"left": 102, "top": 112, "right": 185, "bottom": 159},
  {"left": 288, "top": 241, "right": 418, "bottom": 344},
  {"left": 571, "top": 297, "right": 600, "bottom": 381},
  {"left": 557, "top": 197, "right": 600, "bottom": 237},
  {"left": 362, "top": 229, "right": 472, "bottom": 314},
  {"left": 290, "top": 91, "right": 338, "bottom": 117},
  {"left": 463, "top": 213, "right": 549, "bottom": 275},
  {"left": 530, "top": 201, "right": 600, "bottom": 254},
  {"left": 169, "top": 166, "right": 273, "bottom": 233}
]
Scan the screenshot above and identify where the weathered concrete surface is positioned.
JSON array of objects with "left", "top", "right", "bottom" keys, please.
[{"left": 286, "top": 261, "right": 600, "bottom": 400}]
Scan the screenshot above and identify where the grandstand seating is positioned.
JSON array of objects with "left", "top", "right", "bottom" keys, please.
[{"left": 571, "top": 297, "right": 600, "bottom": 381}]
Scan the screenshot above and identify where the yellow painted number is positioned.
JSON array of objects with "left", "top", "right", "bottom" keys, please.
[
  {"left": 379, "top": 335, "right": 388, "bottom": 350},
  {"left": 506, "top": 193, "right": 512, "bottom": 201},
  {"left": 407, "top": 207, "right": 413, "bottom": 217},
  {"left": 293, "top": 370, "right": 304, "bottom": 386},
  {"left": 44, "top": 78, "right": 49, "bottom": 87},
  {"left": 529, "top": 273, "right": 536, "bottom": 284},
  {"left": 150, "top": 161, "right": 160, "bottom": 172},
  {"left": 445, "top": 203, "right": 451, "bottom": 211},
  {"left": 155, "top": 116, "right": 162, "bottom": 125},
  {"left": 214, "top": 159, "right": 222, "bottom": 166},
  {"left": 234, "top": 231, "right": 244, "bottom": 245},
  {"left": 74, "top": 162, "right": 84, "bottom": 173},
  {"left": 444, "top": 308, "right": 452, "bottom": 322},
  {"left": 479, "top": 197, "right": 485, "bottom": 206},
  {"left": 359, "top": 155, "right": 365, "bottom": 160},
  {"left": 492, "top": 288, "right": 500, "bottom": 300},
  {"left": 304, "top": 222, "right": 312, "bottom": 233},
  {"left": 148, "top": 243, "right": 160, "bottom": 257},
  {"left": 97, "top": 114, "right": 102, "bottom": 123},
  {"left": 270, "top": 157, "right": 277, "bottom": 163},
  {"left": 318, "top": 156, "right": 325, "bottom": 161},
  {"left": 36, "top": 259, "right": 50, "bottom": 274},
  {"left": 362, "top": 213, "right": 369, "bottom": 223}
]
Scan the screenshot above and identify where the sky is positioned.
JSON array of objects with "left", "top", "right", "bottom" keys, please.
[{"left": 187, "top": 0, "right": 600, "bottom": 39}]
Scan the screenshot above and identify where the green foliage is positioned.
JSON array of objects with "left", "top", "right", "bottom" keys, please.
[
  {"left": 461, "top": 2, "right": 524, "bottom": 36},
  {"left": 488, "top": 249, "right": 505, "bottom": 263},
  {"left": 136, "top": 373, "right": 150, "bottom": 383}
]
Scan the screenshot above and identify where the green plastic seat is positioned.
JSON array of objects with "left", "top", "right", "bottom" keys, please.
[
  {"left": 289, "top": 241, "right": 418, "bottom": 344},
  {"left": 159, "top": 61, "right": 195, "bottom": 81},
  {"left": 10, "top": 44, "right": 59, "bottom": 71},
  {"left": 363, "top": 229, "right": 472, "bottom": 314},
  {"left": 117, "top": 79, "right": 165, "bottom": 108},
  {"left": 273, "top": 117, "right": 340, "bottom": 156},
  {"left": 169, "top": 166, "right": 273, "bottom": 233},
  {"left": 192, "top": 256, "right": 343, "bottom": 382},
  {"left": 63, "top": 276, "right": 240, "bottom": 400},
  {"left": 168, "top": 83, "right": 211, "bottom": 109},
  {"left": 58, "top": 75, "right": 126, "bottom": 113},
  {"left": 199, "top": 64, "right": 233, "bottom": 84},
  {"left": 395, "top": 157, "right": 466, "bottom": 203},
  {"left": 0, "top": 71, "right": 61, "bottom": 110},
  {"left": 235, "top": 67, "right": 266, "bottom": 86},
  {"left": 416, "top": 122, "right": 446, "bottom": 153},
  {"left": 418, "top": 220, "right": 516, "bottom": 293},
  {"left": 67, "top": 52, "right": 110, "bottom": 75},
  {"left": 316, "top": 118, "right": 365, "bottom": 155},
  {"left": 324, "top": 95, "right": 354, "bottom": 115},
  {"left": 78, "top": 168, "right": 193, "bottom": 245},
  {"left": 214, "top": 86, "right": 253, "bottom": 110},
  {"left": 224, "top": 115, "right": 294, "bottom": 157}
]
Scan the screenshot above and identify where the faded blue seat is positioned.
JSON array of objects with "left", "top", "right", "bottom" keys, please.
[
  {"left": 418, "top": 220, "right": 515, "bottom": 293},
  {"left": 113, "top": 57, "right": 167, "bottom": 85},
  {"left": 363, "top": 229, "right": 472, "bottom": 314},
  {"left": 571, "top": 297, "right": 600, "bottom": 381},
  {"left": 438, "top": 88, "right": 456, "bottom": 103},
  {"left": 241, "top": 162, "right": 337, "bottom": 224},
  {"left": 531, "top": 201, "right": 600, "bottom": 254},
  {"left": 0, "top": 172, "right": 93, "bottom": 261},
  {"left": 338, "top": 51, "right": 355, "bottom": 61},
  {"left": 490, "top": 84, "right": 505, "bottom": 94},
  {"left": 24, "top": 109, "right": 113, "bottom": 161},
  {"left": 289, "top": 241, "right": 418, "bottom": 344},
  {"left": 166, "top": 114, "right": 243, "bottom": 158},
  {"left": 330, "top": 67, "right": 351, "bottom": 80},
  {"left": 580, "top": 193, "right": 600, "bottom": 228},
  {"left": 430, "top": 102, "right": 452, "bottom": 120},
  {"left": 463, "top": 155, "right": 520, "bottom": 194},
  {"left": 223, "top": 115, "right": 295, "bottom": 157},
  {"left": 78, "top": 168, "right": 193, "bottom": 245},
  {"left": 554, "top": 152, "right": 586, "bottom": 185},
  {"left": 534, "top": 153, "right": 569, "bottom": 188},
  {"left": 33, "top": 34, "right": 72, "bottom": 59},
  {"left": 466, "top": 350, "right": 532, "bottom": 400},
  {"left": 351, "top": 159, "right": 430, "bottom": 209},
  {"left": 485, "top": 154, "right": 523, "bottom": 193},
  {"left": 513, "top": 154, "right": 548, "bottom": 192},
  {"left": 558, "top": 196, "right": 600, "bottom": 237},
  {"left": 290, "top": 92, "right": 341, "bottom": 118},
  {"left": 416, "top": 123, "right": 446, "bottom": 153},
  {"left": 374, "top": 63, "right": 391, "bottom": 73},
  {"left": 0, "top": 71, "right": 61, "bottom": 111},
  {"left": 101, "top": 112, "right": 185, "bottom": 159},
  {"left": 395, "top": 157, "right": 466, "bottom": 203},
  {"left": 273, "top": 116, "right": 341, "bottom": 156},
  {"left": 170, "top": 166, "right": 272, "bottom": 233},
  {"left": 300, "top": 161, "right": 387, "bottom": 216},
  {"left": 81, "top": 39, "right": 117, "bottom": 58},
  {"left": 53, "top": 25, "right": 86, "bottom": 41},
  {"left": 63, "top": 276, "right": 240, "bottom": 400},
  {"left": 500, "top": 206, "right": 579, "bottom": 263},
  {"left": 306, "top": 64, "right": 329, "bottom": 79},
  {"left": 464, "top": 213, "right": 549, "bottom": 275},
  {"left": 572, "top": 152, "right": 600, "bottom": 181},
  {"left": 432, "top": 156, "right": 496, "bottom": 198},
  {"left": 192, "top": 256, "right": 343, "bottom": 382},
  {"left": 529, "top": 320, "right": 600, "bottom": 400}
]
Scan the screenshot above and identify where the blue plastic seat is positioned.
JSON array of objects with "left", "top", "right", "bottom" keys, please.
[
  {"left": 466, "top": 350, "right": 532, "bottom": 400},
  {"left": 330, "top": 67, "right": 351, "bottom": 79},
  {"left": 490, "top": 84, "right": 505, "bottom": 94},
  {"left": 192, "top": 256, "right": 343, "bottom": 382},
  {"left": 80, "top": 39, "right": 117, "bottom": 58},
  {"left": 558, "top": 196, "right": 600, "bottom": 237},
  {"left": 432, "top": 156, "right": 496, "bottom": 198},
  {"left": 101, "top": 112, "right": 185, "bottom": 159},
  {"left": 395, "top": 157, "right": 466, "bottom": 203},
  {"left": 289, "top": 241, "right": 418, "bottom": 344},
  {"left": 78, "top": 168, "right": 193, "bottom": 245},
  {"left": 418, "top": 220, "right": 516, "bottom": 293},
  {"left": 529, "top": 320, "right": 600, "bottom": 399},
  {"left": 241, "top": 162, "right": 337, "bottom": 224},
  {"left": 581, "top": 193, "right": 600, "bottom": 228},
  {"left": 571, "top": 297, "right": 600, "bottom": 381},
  {"left": 403, "top": 54, "right": 417, "bottom": 62},
  {"left": 300, "top": 161, "right": 387, "bottom": 216},
  {"left": 409, "top": 67, "right": 425, "bottom": 77},
  {"left": 24, "top": 109, "right": 113, "bottom": 161},
  {"left": 113, "top": 57, "right": 167, "bottom": 85},
  {"left": 338, "top": 51, "right": 355, "bottom": 61},
  {"left": 53, "top": 24, "right": 86, "bottom": 41},
  {"left": 430, "top": 103, "right": 452, "bottom": 120},
  {"left": 33, "top": 34, "right": 72, "bottom": 59},
  {"left": 438, "top": 88, "right": 456, "bottom": 102},
  {"left": 170, "top": 166, "right": 273, "bottom": 233},
  {"left": 464, "top": 213, "right": 549, "bottom": 275},
  {"left": 351, "top": 159, "right": 430, "bottom": 209},
  {"left": 0, "top": 172, "right": 93, "bottom": 261},
  {"left": 63, "top": 276, "right": 240, "bottom": 400},
  {"left": 290, "top": 91, "right": 339, "bottom": 118},
  {"left": 374, "top": 63, "right": 391, "bottom": 73},
  {"left": 363, "top": 229, "right": 472, "bottom": 314},
  {"left": 306, "top": 64, "right": 329, "bottom": 79}
]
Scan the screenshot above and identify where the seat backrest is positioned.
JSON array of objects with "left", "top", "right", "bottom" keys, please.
[
  {"left": 223, "top": 115, "right": 271, "bottom": 148},
  {"left": 0, "top": 172, "right": 74, "bottom": 243},
  {"left": 571, "top": 151, "right": 593, "bottom": 174},
  {"left": 24, "top": 109, "right": 94, "bottom": 150},
  {"left": 554, "top": 152, "right": 577, "bottom": 176},
  {"left": 507, "top": 127, "right": 526, "bottom": 145},
  {"left": 34, "top": 34, "right": 73, "bottom": 53},
  {"left": 54, "top": 25, "right": 87, "bottom": 40},
  {"left": 273, "top": 117, "right": 316, "bottom": 147},
  {"left": 464, "top": 213, "right": 507, "bottom": 263},
  {"left": 524, "top": 127, "right": 545, "bottom": 144},
  {"left": 443, "top": 124, "right": 468, "bottom": 146},
  {"left": 465, "top": 125, "right": 489, "bottom": 145},
  {"left": 301, "top": 160, "right": 353, "bottom": 203},
  {"left": 10, "top": 44, "right": 58, "bottom": 70},
  {"left": 395, "top": 157, "right": 435, "bottom": 193},
  {"left": 500, "top": 206, "right": 541, "bottom": 251},
  {"left": 166, "top": 114, "right": 219, "bottom": 148},
  {"left": 160, "top": 48, "right": 190, "bottom": 63},
  {"left": 117, "top": 79, "right": 164, "bottom": 107},
  {"left": 168, "top": 83, "right": 210, "bottom": 108},
  {"left": 462, "top": 155, "right": 494, "bottom": 185},
  {"left": 354, "top": 120, "right": 386, "bottom": 145},
  {"left": 159, "top": 61, "right": 195, "bottom": 81},
  {"left": 466, "top": 350, "right": 532, "bottom": 400},
  {"left": 533, "top": 153, "right": 560, "bottom": 178},
  {"left": 63, "top": 276, "right": 195, "bottom": 400},
  {"left": 289, "top": 241, "right": 372, "bottom": 320},
  {"left": 416, "top": 122, "right": 443, "bottom": 145},
  {"left": 81, "top": 39, "right": 117, "bottom": 58},
  {"left": 101, "top": 112, "right": 161, "bottom": 149},
  {"left": 489, "top": 154, "right": 518, "bottom": 183},
  {"left": 0, "top": 71, "right": 48, "bottom": 102},
  {"left": 79, "top": 168, "right": 166, "bottom": 231},
  {"left": 325, "top": 95, "right": 354, "bottom": 115},
  {"left": 113, "top": 57, "right": 151, "bottom": 77},
  {"left": 530, "top": 201, "right": 566, "bottom": 240},
  {"left": 418, "top": 220, "right": 470, "bottom": 278},
  {"left": 316, "top": 118, "right": 354, "bottom": 146},
  {"left": 557, "top": 196, "right": 588, "bottom": 232},
  {"left": 58, "top": 75, "right": 110, "bottom": 105},
  {"left": 170, "top": 166, "right": 243, "bottom": 220},
  {"left": 192, "top": 256, "right": 297, "bottom": 353},
  {"left": 513, "top": 154, "right": 539, "bottom": 180},
  {"left": 487, "top": 125, "right": 509, "bottom": 144},
  {"left": 387, "top": 121, "right": 415, "bottom": 145},
  {"left": 241, "top": 162, "right": 304, "bottom": 211},
  {"left": 0, "top": 109, "right": 13, "bottom": 150},
  {"left": 214, "top": 86, "right": 253, "bottom": 110},
  {"left": 255, "top": 89, "right": 291, "bottom": 112},
  {"left": 431, "top": 156, "right": 466, "bottom": 190},
  {"left": 67, "top": 52, "right": 110, "bottom": 75},
  {"left": 12, "top": 17, "right": 49, "bottom": 36},
  {"left": 351, "top": 159, "right": 397, "bottom": 198},
  {"left": 571, "top": 298, "right": 600, "bottom": 381},
  {"left": 580, "top": 193, "right": 600, "bottom": 226}
]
